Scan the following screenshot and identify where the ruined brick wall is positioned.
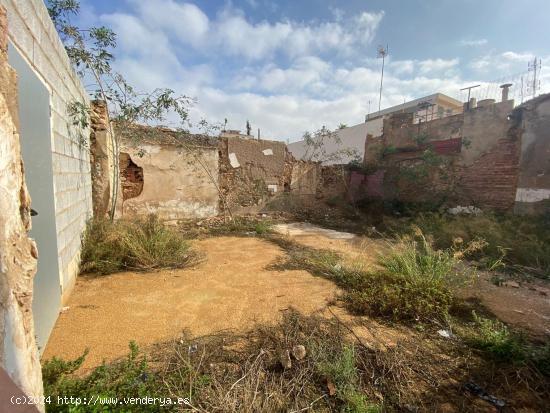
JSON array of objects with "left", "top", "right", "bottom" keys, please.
[
  {"left": 456, "top": 137, "right": 520, "bottom": 210},
  {"left": 290, "top": 161, "right": 320, "bottom": 196},
  {"left": 513, "top": 94, "right": 550, "bottom": 214},
  {"left": 0, "top": 5, "right": 43, "bottom": 404},
  {"left": 364, "top": 100, "right": 521, "bottom": 211},
  {"left": 316, "top": 165, "right": 350, "bottom": 201},
  {"left": 219, "top": 136, "right": 290, "bottom": 213}
]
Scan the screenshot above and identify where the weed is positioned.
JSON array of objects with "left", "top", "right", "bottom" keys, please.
[
  {"left": 269, "top": 230, "right": 476, "bottom": 322},
  {"left": 468, "top": 312, "right": 526, "bottom": 362},
  {"left": 81, "top": 215, "right": 197, "bottom": 275},
  {"left": 43, "top": 342, "right": 166, "bottom": 412},
  {"left": 461, "top": 312, "right": 550, "bottom": 377},
  {"left": 179, "top": 216, "right": 274, "bottom": 238},
  {"left": 253, "top": 220, "right": 273, "bottom": 235},
  {"left": 43, "top": 312, "right": 382, "bottom": 412},
  {"left": 386, "top": 212, "right": 550, "bottom": 279},
  {"left": 42, "top": 311, "right": 550, "bottom": 412},
  {"left": 315, "top": 345, "right": 380, "bottom": 412}
]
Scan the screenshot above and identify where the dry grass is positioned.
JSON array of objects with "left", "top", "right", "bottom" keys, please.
[
  {"left": 178, "top": 216, "right": 276, "bottom": 239},
  {"left": 383, "top": 212, "right": 550, "bottom": 279},
  {"left": 81, "top": 215, "right": 200, "bottom": 275},
  {"left": 268, "top": 230, "right": 480, "bottom": 322},
  {"left": 43, "top": 310, "right": 550, "bottom": 412}
]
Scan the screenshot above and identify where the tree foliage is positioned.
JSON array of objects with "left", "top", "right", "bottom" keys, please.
[{"left": 47, "top": 0, "right": 223, "bottom": 219}]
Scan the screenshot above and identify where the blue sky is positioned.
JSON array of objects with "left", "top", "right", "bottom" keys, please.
[{"left": 72, "top": 0, "right": 550, "bottom": 141}]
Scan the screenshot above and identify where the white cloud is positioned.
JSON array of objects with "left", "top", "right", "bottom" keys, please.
[
  {"left": 130, "top": 0, "right": 209, "bottom": 47},
  {"left": 459, "top": 38, "right": 488, "bottom": 47},
  {"left": 501, "top": 51, "right": 534, "bottom": 62},
  {"left": 93, "top": 1, "right": 549, "bottom": 141},
  {"left": 388, "top": 59, "right": 415, "bottom": 75},
  {"left": 418, "top": 58, "right": 459, "bottom": 74},
  {"left": 211, "top": 9, "right": 384, "bottom": 60},
  {"left": 109, "top": 1, "right": 383, "bottom": 60}
]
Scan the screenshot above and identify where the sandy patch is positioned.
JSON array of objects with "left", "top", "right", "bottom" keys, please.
[{"left": 43, "top": 236, "right": 338, "bottom": 368}]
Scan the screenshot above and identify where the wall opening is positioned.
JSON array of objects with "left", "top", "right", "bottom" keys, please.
[{"left": 120, "top": 152, "right": 144, "bottom": 200}]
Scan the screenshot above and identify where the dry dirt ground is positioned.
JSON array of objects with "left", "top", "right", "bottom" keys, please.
[
  {"left": 43, "top": 223, "right": 550, "bottom": 371},
  {"left": 274, "top": 223, "right": 550, "bottom": 338},
  {"left": 43, "top": 236, "right": 339, "bottom": 369}
]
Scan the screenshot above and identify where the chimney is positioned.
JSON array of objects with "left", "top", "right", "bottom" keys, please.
[
  {"left": 500, "top": 83, "right": 512, "bottom": 102},
  {"left": 463, "top": 97, "right": 477, "bottom": 111}
]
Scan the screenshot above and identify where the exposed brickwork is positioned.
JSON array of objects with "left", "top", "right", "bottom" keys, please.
[
  {"left": 363, "top": 100, "right": 521, "bottom": 211},
  {"left": 119, "top": 153, "right": 144, "bottom": 201},
  {"left": 457, "top": 138, "right": 520, "bottom": 210}
]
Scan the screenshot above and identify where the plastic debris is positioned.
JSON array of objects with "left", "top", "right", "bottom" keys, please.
[{"left": 464, "top": 381, "right": 505, "bottom": 408}]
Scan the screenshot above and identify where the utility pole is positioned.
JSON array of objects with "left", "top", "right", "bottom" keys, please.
[
  {"left": 460, "top": 84, "right": 480, "bottom": 109},
  {"left": 377, "top": 45, "right": 388, "bottom": 113},
  {"left": 528, "top": 57, "right": 541, "bottom": 98}
]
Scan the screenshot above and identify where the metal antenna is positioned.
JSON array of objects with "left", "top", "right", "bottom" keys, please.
[
  {"left": 528, "top": 57, "right": 541, "bottom": 98},
  {"left": 460, "top": 84, "right": 481, "bottom": 109},
  {"left": 377, "top": 44, "right": 388, "bottom": 112}
]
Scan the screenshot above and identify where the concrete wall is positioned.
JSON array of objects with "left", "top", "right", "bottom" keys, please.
[
  {"left": 288, "top": 119, "right": 383, "bottom": 166},
  {"left": 1, "top": 0, "right": 92, "bottom": 302},
  {"left": 514, "top": 94, "right": 550, "bottom": 214},
  {"left": 119, "top": 140, "right": 219, "bottom": 221},
  {"left": 0, "top": 5, "right": 43, "bottom": 404}
]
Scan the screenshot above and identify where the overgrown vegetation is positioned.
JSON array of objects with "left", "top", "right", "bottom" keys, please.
[
  {"left": 458, "top": 312, "right": 550, "bottom": 376},
  {"left": 178, "top": 215, "right": 275, "bottom": 239},
  {"left": 42, "top": 311, "right": 550, "bottom": 412},
  {"left": 467, "top": 312, "right": 527, "bottom": 362},
  {"left": 43, "top": 312, "right": 382, "bottom": 412},
  {"left": 81, "top": 215, "right": 198, "bottom": 275},
  {"left": 269, "top": 229, "right": 479, "bottom": 322},
  {"left": 384, "top": 212, "right": 550, "bottom": 278},
  {"left": 43, "top": 342, "right": 165, "bottom": 412}
]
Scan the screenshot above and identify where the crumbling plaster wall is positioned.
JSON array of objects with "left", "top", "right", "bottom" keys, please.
[
  {"left": 290, "top": 161, "right": 320, "bottom": 196},
  {"left": 364, "top": 100, "right": 520, "bottom": 211},
  {"left": 90, "top": 100, "right": 115, "bottom": 218},
  {"left": 219, "top": 136, "right": 291, "bottom": 213},
  {"left": 1, "top": 0, "right": 92, "bottom": 300},
  {"left": 514, "top": 94, "right": 550, "bottom": 214},
  {"left": 119, "top": 141, "right": 219, "bottom": 221},
  {"left": 0, "top": 4, "right": 43, "bottom": 404}
]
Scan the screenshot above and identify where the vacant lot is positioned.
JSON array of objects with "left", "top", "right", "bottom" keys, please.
[
  {"left": 44, "top": 236, "right": 338, "bottom": 368},
  {"left": 42, "top": 218, "right": 550, "bottom": 412}
]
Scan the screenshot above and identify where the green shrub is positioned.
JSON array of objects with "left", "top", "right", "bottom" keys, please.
[
  {"left": 194, "top": 216, "right": 273, "bottom": 236},
  {"left": 253, "top": 220, "right": 273, "bottom": 235},
  {"left": 81, "top": 215, "right": 196, "bottom": 275},
  {"left": 459, "top": 313, "right": 550, "bottom": 378},
  {"left": 271, "top": 230, "right": 474, "bottom": 322},
  {"left": 43, "top": 342, "right": 167, "bottom": 412},
  {"left": 468, "top": 312, "right": 526, "bottom": 363},
  {"left": 315, "top": 345, "right": 380, "bottom": 413},
  {"left": 388, "top": 212, "right": 550, "bottom": 278}
]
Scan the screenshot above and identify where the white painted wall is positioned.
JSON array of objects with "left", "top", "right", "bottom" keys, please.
[
  {"left": 1, "top": 0, "right": 91, "bottom": 302},
  {"left": 288, "top": 118, "right": 383, "bottom": 165}
]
